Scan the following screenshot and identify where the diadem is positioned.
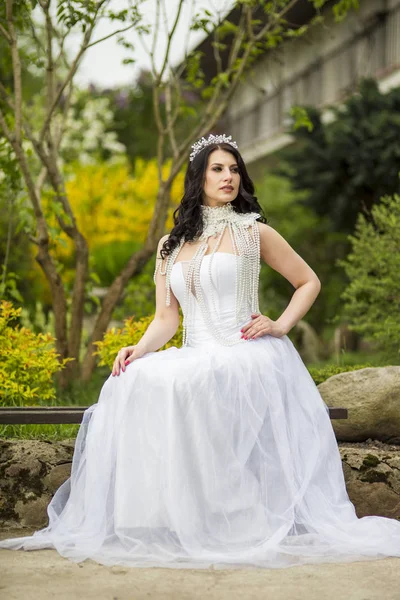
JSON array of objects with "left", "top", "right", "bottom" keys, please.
[{"left": 189, "top": 133, "right": 238, "bottom": 162}]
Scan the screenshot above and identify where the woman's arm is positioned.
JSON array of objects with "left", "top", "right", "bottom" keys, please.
[
  {"left": 112, "top": 235, "right": 180, "bottom": 375},
  {"left": 241, "top": 223, "right": 321, "bottom": 340},
  {"left": 135, "top": 235, "right": 180, "bottom": 353}
]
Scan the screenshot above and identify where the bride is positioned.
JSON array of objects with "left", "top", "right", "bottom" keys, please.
[{"left": 1, "top": 133, "right": 400, "bottom": 569}]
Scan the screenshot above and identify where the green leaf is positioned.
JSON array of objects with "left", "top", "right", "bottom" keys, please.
[{"left": 290, "top": 106, "right": 313, "bottom": 132}]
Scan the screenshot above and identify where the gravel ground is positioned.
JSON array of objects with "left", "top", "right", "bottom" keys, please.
[{"left": 1, "top": 529, "right": 400, "bottom": 600}]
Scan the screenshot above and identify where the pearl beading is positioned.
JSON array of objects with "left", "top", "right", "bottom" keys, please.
[{"left": 153, "top": 202, "right": 261, "bottom": 346}]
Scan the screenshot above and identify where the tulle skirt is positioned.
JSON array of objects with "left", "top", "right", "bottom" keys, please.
[{"left": 1, "top": 334, "right": 400, "bottom": 569}]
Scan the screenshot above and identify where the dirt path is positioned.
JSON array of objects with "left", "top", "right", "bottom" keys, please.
[{"left": 1, "top": 529, "right": 400, "bottom": 600}]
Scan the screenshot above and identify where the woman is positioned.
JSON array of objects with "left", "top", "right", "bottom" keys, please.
[{"left": 1, "top": 133, "right": 400, "bottom": 569}]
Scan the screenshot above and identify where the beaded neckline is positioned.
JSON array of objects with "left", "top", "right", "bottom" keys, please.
[
  {"left": 197, "top": 202, "right": 260, "bottom": 241},
  {"left": 201, "top": 202, "right": 235, "bottom": 216},
  {"left": 154, "top": 203, "right": 261, "bottom": 347}
]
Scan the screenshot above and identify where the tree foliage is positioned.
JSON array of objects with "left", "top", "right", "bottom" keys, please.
[
  {"left": 339, "top": 193, "right": 400, "bottom": 353},
  {"left": 280, "top": 79, "right": 400, "bottom": 233}
]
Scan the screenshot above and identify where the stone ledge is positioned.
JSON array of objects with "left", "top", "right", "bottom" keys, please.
[{"left": 1, "top": 438, "right": 399, "bottom": 529}]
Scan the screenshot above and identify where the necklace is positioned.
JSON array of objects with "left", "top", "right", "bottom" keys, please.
[{"left": 154, "top": 202, "right": 261, "bottom": 346}]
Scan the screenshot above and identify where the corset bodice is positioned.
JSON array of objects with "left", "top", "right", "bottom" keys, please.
[{"left": 170, "top": 253, "right": 253, "bottom": 348}]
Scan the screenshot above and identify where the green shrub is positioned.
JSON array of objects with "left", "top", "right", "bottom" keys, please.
[
  {"left": 308, "top": 363, "right": 373, "bottom": 386},
  {"left": 94, "top": 313, "right": 183, "bottom": 369},
  {"left": 339, "top": 193, "right": 400, "bottom": 354},
  {"left": 0, "top": 300, "right": 71, "bottom": 406},
  {"left": 91, "top": 240, "right": 142, "bottom": 287},
  {"left": 112, "top": 258, "right": 156, "bottom": 322}
]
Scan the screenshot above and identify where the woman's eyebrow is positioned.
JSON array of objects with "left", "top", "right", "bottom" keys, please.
[{"left": 211, "top": 162, "right": 238, "bottom": 167}]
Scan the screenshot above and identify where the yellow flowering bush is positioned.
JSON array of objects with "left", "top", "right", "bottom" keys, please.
[
  {"left": 50, "top": 157, "right": 183, "bottom": 260},
  {"left": 94, "top": 313, "right": 183, "bottom": 369},
  {"left": 0, "top": 301, "right": 72, "bottom": 406}
]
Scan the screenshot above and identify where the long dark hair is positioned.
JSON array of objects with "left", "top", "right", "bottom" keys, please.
[{"left": 160, "top": 141, "right": 267, "bottom": 259}]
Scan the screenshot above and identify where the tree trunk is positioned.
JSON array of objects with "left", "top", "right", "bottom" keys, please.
[
  {"left": 67, "top": 231, "right": 89, "bottom": 377},
  {"left": 35, "top": 242, "right": 70, "bottom": 388}
]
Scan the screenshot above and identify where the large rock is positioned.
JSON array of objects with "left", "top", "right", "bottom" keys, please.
[
  {"left": 1, "top": 438, "right": 400, "bottom": 529},
  {"left": 339, "top": 440, "right": 400, "bottom": 519},
  {"left": 318, "top": 366, "right": 400, "bottom": 443},
  {"left": 43, "top": 463, "right": 72, "bottom": 494},
  {"left": 0, "top": 439, "right": 74, "bottom": 528},
  {"left": 14, "top": 496, "right": 52, "bottom": 528}
]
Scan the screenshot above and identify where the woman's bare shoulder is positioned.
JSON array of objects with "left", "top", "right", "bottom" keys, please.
[
  {"left": 257, "top": 221, "right": 320, "bottom": 288},
  {"left": 257, "top": 222, "right": 285, "bottom": 245},
  {"left": 257, "top": 221, "right": 295, "bottom": 263}
]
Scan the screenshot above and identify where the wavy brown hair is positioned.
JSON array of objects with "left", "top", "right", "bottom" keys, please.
[{"left": 160, "top": 141, "right": 267, "bottom": 259}]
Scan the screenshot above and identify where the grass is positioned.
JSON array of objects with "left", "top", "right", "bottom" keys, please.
[
  {"left": 0, "top": 366, "right": 109, "bottom": 441},
  {"left": 0, "top": 423, "right": 82, "bottom": 441}
]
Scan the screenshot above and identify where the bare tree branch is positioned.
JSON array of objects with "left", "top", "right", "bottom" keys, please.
[
  {"left": 6, "top": 0, "right": 22, "bottom": 144},
  {"left": 39, "top": 0, "right": 109, "bottom": 144},
  {"left": 162, "top": 71, "right": 184, "bottom": 136},
  {"left": 0, "top": 22, "right": 11, "bottom": 44},
  {"left": 157, "top": 0, "right": 185, "bottom": 85},
  {"left": 43, "top": 1, "right": 56, "bottom": 150},
  {"left": 164, "top": 79, "right": 178, "bottom": 158},
  {"left": 0, "top": 108, "right": 45, "bottom": 227},
  {"left": 266, "top": 0, "right": 300, "bottom": 32},
  {"left": 2, "top": 192, "right": 14, "bottom": 289},
  {"left": 212, "top": 18, "right": 224, "bottom": 76},
  {"left": 28, "top": 17, "right": 46, "bottom": 54},
  {"left": 28, "top": 234, "right": 40, "bottom": 245},
  {"left": 35, "top": 166, "right": 48, "bottom": 198},
  {"left": 86, "top": 23, "right": 136, "bottom": 48},
  {"left": 39, "top": 28, "right": 93, "bottom": 144},
  {"left": 226, "top": 9, "right": 247, "bottom": 71},
  {"left": 55, "top": 80, "right": 75, "bottom": 152},
  {"left": 0, "top": 80, "right": 14, "bottom": 111},
  {"left": 147, "top": 0, "right": 161, "bottom": 78},
  {"left": 53, "top": 28, "right": 70, "bottom": 69}
]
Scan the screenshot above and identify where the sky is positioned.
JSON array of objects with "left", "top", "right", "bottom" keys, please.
[{"left": 73, "top": 0, "right": 235, "bottom": 88}]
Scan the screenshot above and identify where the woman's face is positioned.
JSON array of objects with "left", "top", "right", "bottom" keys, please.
[{"left": 202, "top": 149, "right": 241, "bottom": 207}]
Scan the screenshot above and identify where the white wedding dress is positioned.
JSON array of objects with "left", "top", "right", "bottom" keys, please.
[{"left": 1, "top": 251, "right": 400, "bottom": 569}]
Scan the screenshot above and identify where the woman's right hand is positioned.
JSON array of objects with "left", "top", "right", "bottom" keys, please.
[{"left": 112, "top": 345, "right": 145, "bottom": 376}]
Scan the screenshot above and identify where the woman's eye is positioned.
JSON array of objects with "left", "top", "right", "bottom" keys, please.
[{"left": 213, "top": 167, "right": 239, "bottom": 173}]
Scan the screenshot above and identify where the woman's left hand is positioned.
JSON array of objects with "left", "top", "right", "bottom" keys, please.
[{"left": 241, "top": 313, "right": 287, "bottom": 340}]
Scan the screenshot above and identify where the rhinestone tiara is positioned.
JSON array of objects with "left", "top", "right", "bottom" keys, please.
[{"left": 189, "top": 133, "right": 238, "bottom": 162}]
